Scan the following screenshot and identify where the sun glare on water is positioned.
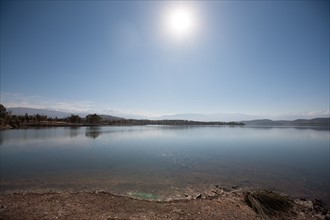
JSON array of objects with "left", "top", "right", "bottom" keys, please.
[{"left": 165, "top": 7, "right": 197, "bottom": 40}]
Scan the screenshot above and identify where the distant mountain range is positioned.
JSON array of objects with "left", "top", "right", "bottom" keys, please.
[
  {"left": 154, "top": 113, "right": 259, "bottom": 121},
  {"left": 242, "top": 118, "right": 329, "bottom": 127},
  {"left": 7, "top": 107, "right": 123, "bottom": 121},
  {"left": 154, "top": 112, "right": 330, "bottom": 121},
  {"left": 7, "top": 107, "right": 73, "bottom": 118},
  {"left": 6, "top": 107, "right": 329, "bottom": 126},
  {"left": 99, "top": 114, "right": 124, "bottom": 121}
]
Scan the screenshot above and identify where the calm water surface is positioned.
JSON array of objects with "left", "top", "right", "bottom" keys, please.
[{"left": 0, "top": 126, "right": 329, "bottom": 204}]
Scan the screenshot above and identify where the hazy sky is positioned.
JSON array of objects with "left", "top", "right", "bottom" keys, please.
[{"left": 1, "top": 1, "right": 329, "bottom": 119}]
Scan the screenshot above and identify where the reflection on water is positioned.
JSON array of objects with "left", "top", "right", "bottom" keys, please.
[
  {"left": 85, "top": 126, "right": 102, "bottom": 139},
  {"left": 69, "top": 127, "right": 79, "bottom": 138},
  {"left": 0, "top": 126, "right": 329, "bottom": 206},
  {"left": 0, "top": 132, "right": 3, "bottom": 146}
]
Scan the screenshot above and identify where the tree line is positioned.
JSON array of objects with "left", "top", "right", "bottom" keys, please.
[
  {"left": 106, "top": 119, "right": 244, "bottom": 126},
  {"left": 0, "top": 104, "right": 244, "bottom": 129},
  {"left": 0, "top": 104, "right": 103, "bottom": 128}
]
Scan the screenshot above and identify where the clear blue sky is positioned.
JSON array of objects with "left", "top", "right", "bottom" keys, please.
[{"left": 1, "top": 1, "right": 329, "bottom": 119}]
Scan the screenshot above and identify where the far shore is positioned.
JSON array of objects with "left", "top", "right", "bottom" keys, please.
[{"left": 0, "top": 120, "right": 245, "bottom": 130}]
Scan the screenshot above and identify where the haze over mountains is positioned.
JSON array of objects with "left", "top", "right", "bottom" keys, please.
[
  {"left": 242, "top": 118, "right": 329, "bottom": 127},
  {"left": 7, "top": 107, "right": 123, "bottom": 121},
  {"left": 8, "top": 107, "right": 73, "bottom": 118},
  {"left": 7, "top": 107, "right": 330, "bottom": 126}
]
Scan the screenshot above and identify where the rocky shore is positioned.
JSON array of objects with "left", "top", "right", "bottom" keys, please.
[{"left": 0, "top": 187, "right": 329, "bottom": 220}]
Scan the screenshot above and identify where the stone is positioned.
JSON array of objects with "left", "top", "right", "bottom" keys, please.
[
  {"left": 222, "top": 188, "right": 231, "bottom": 192},
  {"left": 325, "top": 214, "right": 330, "bottom": 220},
  {"left": 302, "top": 201, "right": 314, "bottom": 209}
]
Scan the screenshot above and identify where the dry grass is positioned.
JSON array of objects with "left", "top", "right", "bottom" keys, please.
[{"left": 244, "top": 190, "right": 292, "bottom": 219}]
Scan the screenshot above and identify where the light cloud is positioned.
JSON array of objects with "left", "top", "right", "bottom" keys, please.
[
  {"left": 100, "top": 108, "right": 168, "bottom": 119},
  {"left": 0, "top": 92, "right": 165, "bottom": 118},
  {"left": 1, "top": 92, "right": 328, "bottom": 121},
  {"left": 269, "top": 110, "right": 330, "bottom": 120},
  {"left": 1, "top": 92, "right": 95, "bottom": 114}
]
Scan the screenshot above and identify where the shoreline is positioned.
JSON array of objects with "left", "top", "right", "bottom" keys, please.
[
  {"left": 1, "top": 188, "right": 329, "bottom": 220},
  {"left": 0, "top": 123, "right": 245, "bottom": 130},
  {"left": 1, "top": 123, "right": 329, "bottom": 130}
]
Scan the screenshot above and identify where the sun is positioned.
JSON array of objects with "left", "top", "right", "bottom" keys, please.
[{"left": 165, "top": 7, "right": 196, "bottom": 40}]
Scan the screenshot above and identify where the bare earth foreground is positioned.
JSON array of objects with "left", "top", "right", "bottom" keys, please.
[{"left": 1, "top": 189, "right": 329, "bottom": 220}]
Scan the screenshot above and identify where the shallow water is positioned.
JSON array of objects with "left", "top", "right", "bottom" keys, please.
[{"left": 0, "top": 126, "right": 329, "bottom": 204}]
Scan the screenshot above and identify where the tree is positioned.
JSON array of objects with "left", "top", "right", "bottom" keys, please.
[
  {"left": 24, "top": 113, "right": 29, "bottom": 122},
  {"left": 35, "top": 114, "right": 41, "bottom": 123},
  {"left": 0, "top": 104, "right": 11, "bottom": 127},
  {"left": 86, "top": 114, "right": 102, "bottom": 125},
  {"left": 67, "top": 114, "right": 81, "bottom": 124},
  {"left": 0, "top": 104, "right": 8, "bottom": 119}
]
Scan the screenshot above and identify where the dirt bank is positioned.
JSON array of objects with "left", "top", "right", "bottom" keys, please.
[{"left": 1, "top": 189, "right": 329, "bottom": 220}]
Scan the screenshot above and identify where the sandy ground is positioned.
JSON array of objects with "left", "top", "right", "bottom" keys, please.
[{"left": 1, "top": 189, "right": 329, "bottom": 220}]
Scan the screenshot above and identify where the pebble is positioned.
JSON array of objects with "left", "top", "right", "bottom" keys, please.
[
  {"left": 314, "top": 214, "right": 324, "bottom": 219},
  {"left": 298, "top": 211, "right": 305, "bottom": 217}
]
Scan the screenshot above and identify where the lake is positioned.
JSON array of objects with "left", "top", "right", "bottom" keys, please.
[{"left": 0, "top": 126, "right": 329, "bottom": 205}]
